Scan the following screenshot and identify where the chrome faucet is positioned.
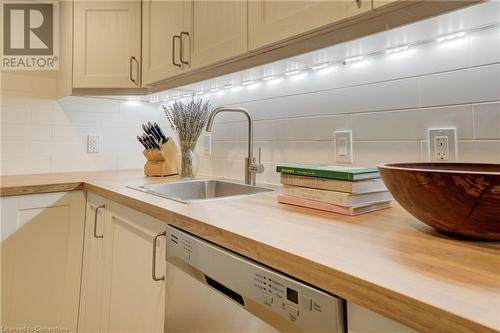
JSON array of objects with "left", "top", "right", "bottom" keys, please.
[{"left": 205, "top": 107, "right": 264, "bottom": 185}]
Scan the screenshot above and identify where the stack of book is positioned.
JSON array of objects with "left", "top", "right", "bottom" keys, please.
[{"left": 276, "top": 164, "right": 393, "bottom": 216}]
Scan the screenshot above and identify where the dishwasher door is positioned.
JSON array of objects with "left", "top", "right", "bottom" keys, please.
[{"left": 165, "top": 225, "right": 345, "bottom": 333}]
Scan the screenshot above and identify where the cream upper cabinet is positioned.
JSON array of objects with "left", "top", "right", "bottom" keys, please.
[
  {"left": 100, "top": 201, "right": 166, "bottom": 333},
  {"left": 248, "top": 0, "right": 371, "bottom": 50},
  {"left": 73, "top": 1, "right": 142, "bottom": 88},
  {"left": 183, "top": 0, "right": 248, "bottom": 70},
  {"left": 78, "top": 192, "right": 108, "bottom": 333},
  {"left": 142, "top": 0, "right": 185, "bottom": 86},
  {"left": 1, "top": 191, "right": 86, "bottom": 332}
]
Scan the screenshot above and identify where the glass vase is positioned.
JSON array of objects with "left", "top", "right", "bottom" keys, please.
[{"left": 177, "top": 141, "right": 199, "bottom": 179}]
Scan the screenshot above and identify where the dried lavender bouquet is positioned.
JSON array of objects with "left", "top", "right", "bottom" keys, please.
[{"left": 162, "top": 98, "right": 211, "bottom": 178}]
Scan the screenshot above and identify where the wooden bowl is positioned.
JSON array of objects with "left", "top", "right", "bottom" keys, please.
[{"left": 378, "top": 163, "right": 500, "bottom": 240}]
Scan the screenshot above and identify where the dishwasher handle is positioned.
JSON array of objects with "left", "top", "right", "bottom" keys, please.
[{"left": 205, "top": 275, "right": 245, "bottom": 306}]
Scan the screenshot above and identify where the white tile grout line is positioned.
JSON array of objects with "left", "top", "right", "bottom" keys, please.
[{"left": 211, "top": 99, "right": 500, "bottom": 125}]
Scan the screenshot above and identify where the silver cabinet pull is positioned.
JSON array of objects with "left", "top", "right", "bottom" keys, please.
[
  {"left": 172, "top": 35, "right": 181, "bottom": 67},
  {"left": 180, "top": 31, "right": 190, "bottom": 65},
  {"left": 152, "top": 231, "right": 166, "bottom": 281},
  {"left": 93, "top": 204, "right": 105, "bottom": 239}
]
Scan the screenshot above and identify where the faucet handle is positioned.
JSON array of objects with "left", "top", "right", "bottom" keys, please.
[{"left": 252, "top": 147, "right": 264, "bottom": 174}]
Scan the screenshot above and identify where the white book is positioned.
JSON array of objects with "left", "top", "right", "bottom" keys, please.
[{"left": 282, "top": 185, "right": 393, "bottom": 207}]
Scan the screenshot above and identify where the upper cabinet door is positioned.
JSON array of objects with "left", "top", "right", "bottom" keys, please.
[
  {"left": 183, "top": 0, "right": 248, "bottom": 70},
  {"left": 142, "top": 0, "right": 184, "bottom": 86},
  {"left": 248, "top": 0, "right": 371, "bottom": 50},
  {"left": 73, "top": 1, "right": 141, "bottom": 88}
]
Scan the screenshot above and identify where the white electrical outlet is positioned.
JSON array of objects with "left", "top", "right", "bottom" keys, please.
[
  {"left": 87, "top": 135, "right": 100, "bottom": 153},
  {"left": 203, "top": 134, "right": 211, "bottom": 155},
  {"left": 335, "top": 130, "right": 353, "bottom": 163},
  {"left": 434, "top": 135, "right": 449, "bottom": 160},
  {"left": 428, "top": 128, "right": 457, "bottom": 161}
]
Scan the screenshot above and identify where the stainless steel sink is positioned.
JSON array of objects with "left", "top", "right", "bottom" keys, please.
[{"left": 128, "top": 180, "right": 274, "bottom": 203}]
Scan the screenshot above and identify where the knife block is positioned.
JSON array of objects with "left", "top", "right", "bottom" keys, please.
[{"left": 143, "top": 139, "right": 178, "bottom": 177}]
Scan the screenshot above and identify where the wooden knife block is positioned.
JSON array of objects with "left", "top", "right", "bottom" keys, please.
[{"left": 143, "top": 139, "right": 178, "bottom": 177}]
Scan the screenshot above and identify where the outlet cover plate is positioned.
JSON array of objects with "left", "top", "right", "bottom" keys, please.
[
  {"left": 87, "top": 135, "right": 100, "bottom": 153},
  {"left": 428, "top": 128, "right": 457, "bottom": 161},
  {"left": 335, "top": 130, "right": 353, "bottom": 163}
]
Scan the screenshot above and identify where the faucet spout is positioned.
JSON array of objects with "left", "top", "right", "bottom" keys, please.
[{"left": 205, "top": 107, "right": 263, "bottom": 185}]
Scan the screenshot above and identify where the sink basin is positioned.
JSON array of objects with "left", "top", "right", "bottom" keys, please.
[{"left": 129, "top": 180, "right": 274, "bottom": 203}]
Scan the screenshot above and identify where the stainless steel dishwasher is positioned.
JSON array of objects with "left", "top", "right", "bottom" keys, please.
[{"left": 165, "top": 225, "right": 346, "bottom": 333}]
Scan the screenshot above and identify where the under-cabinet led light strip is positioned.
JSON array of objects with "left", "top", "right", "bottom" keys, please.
[{"left": 148, "top": 24, "right": 498, "bottom": 103}]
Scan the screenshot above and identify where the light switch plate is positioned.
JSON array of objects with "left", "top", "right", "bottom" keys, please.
[
  {"left": 87, "top": 135, "right": 100, "bottom": 153},
  {"left": 203, "top": 134, "right": 211, "bottom": 155},
  {"left": 428, "top": 128, "right": 457, "bottom": 161},
  {"left": 335, "top": 130, "right": 353, "bottom": 163}
]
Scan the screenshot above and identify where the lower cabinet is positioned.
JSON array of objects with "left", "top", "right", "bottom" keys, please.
[
  {"left": 78, "top": 193, "right": 167, "bottom": 333},
  {"left": 77, "top": 192, "right": 108, "bottom": 332},
  {"left": 1, "top": 191, "right": 86, "bottom": 332},
  {"left": 347, "top": 302, "right": 417, "bottom": 333}
]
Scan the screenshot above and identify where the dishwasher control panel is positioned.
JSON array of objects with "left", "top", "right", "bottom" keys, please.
[
  {"left": 254, "top": 271, "right": 322, "bottom": 322},
  {"left": 166, "top": 225, "right": 345, "bottom": 333}
]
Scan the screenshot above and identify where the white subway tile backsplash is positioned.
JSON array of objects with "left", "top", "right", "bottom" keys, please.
[
  {"left": 458, "top": 141, "right": 500, "bottom": 163},
  {"left": 271, "top": 141, "right": 335, "bottom": 164},
  {"left": 346, "top": 106, "right": 474, "bottom": 140},
  {"left": 1, "top": 156, "right": 51, "bottom": 175},
  {"left": 1, "top": 124, "right": 52, "bottom": 141},
  {"left": 117, "top": 155, "right": 145, "bottom": 170},
  {"left": 420, "top": 64, "right": 500, "bottom": 107},
  {"left": 52, "top": 110, "right": 102, "bottom": 126},
  {"left": 275, "top": 115, "right": 346, "bottom": 141},
  {"left": 352, "top": 141, "right": 423, "bottom": 166},
  {"left": 1, "top": 107, "right": 32, "bottom": 124},
  {"left": 468, "top": 28, "right": 500, "bottom": 67},
  {"left": 31, "top": 107, "right": 54, "bottom": 125},
  {"left": 57, "top": 96, "right": 120, "bottom": 113},
  {"left": 1, "top": 141, "right": 30, "bottom": 157},
  {"left": 50, "top": 154, "right": 118, "bottom": 173},
  {"left": 51, "top": 125, "right": 102, "bottom": 141},
  {"left": 473, "top": 103, "right": 500, "bottom": 139}
]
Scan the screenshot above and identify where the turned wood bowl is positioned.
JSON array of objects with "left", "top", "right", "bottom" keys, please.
[{"left": 378, "top": 163, "right": 500, "bottom": 240}]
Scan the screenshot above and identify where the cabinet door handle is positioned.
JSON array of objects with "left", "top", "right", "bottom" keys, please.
[
  {"left": 129, "top": 56, "right": 136, "bottom": 84},
  {"left": 93, "top": 205, "right": 105, "bottom": 239},
  {"left": 172, "top": 35, "right": 181, "bottom": 67},
  {"left": 131, "top": 56, "right": 140, "bottom": 86},
  {"left": 180, "top": 32, "right": 190, "bottom": 65},
  {"left": 152, "top": 231, "right": 166, "bottom": 281},
  {"left": 355, "top": 0, "right": 362, "bottom": 8}
]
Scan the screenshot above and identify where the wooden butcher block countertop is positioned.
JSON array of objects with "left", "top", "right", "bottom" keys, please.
[{"left": 1, "top": 170, "right": 499, "bottom": 333}]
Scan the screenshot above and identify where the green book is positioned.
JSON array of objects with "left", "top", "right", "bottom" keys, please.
[{"left": 276, "top": 164, "right": 380, "bottom": 181}]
